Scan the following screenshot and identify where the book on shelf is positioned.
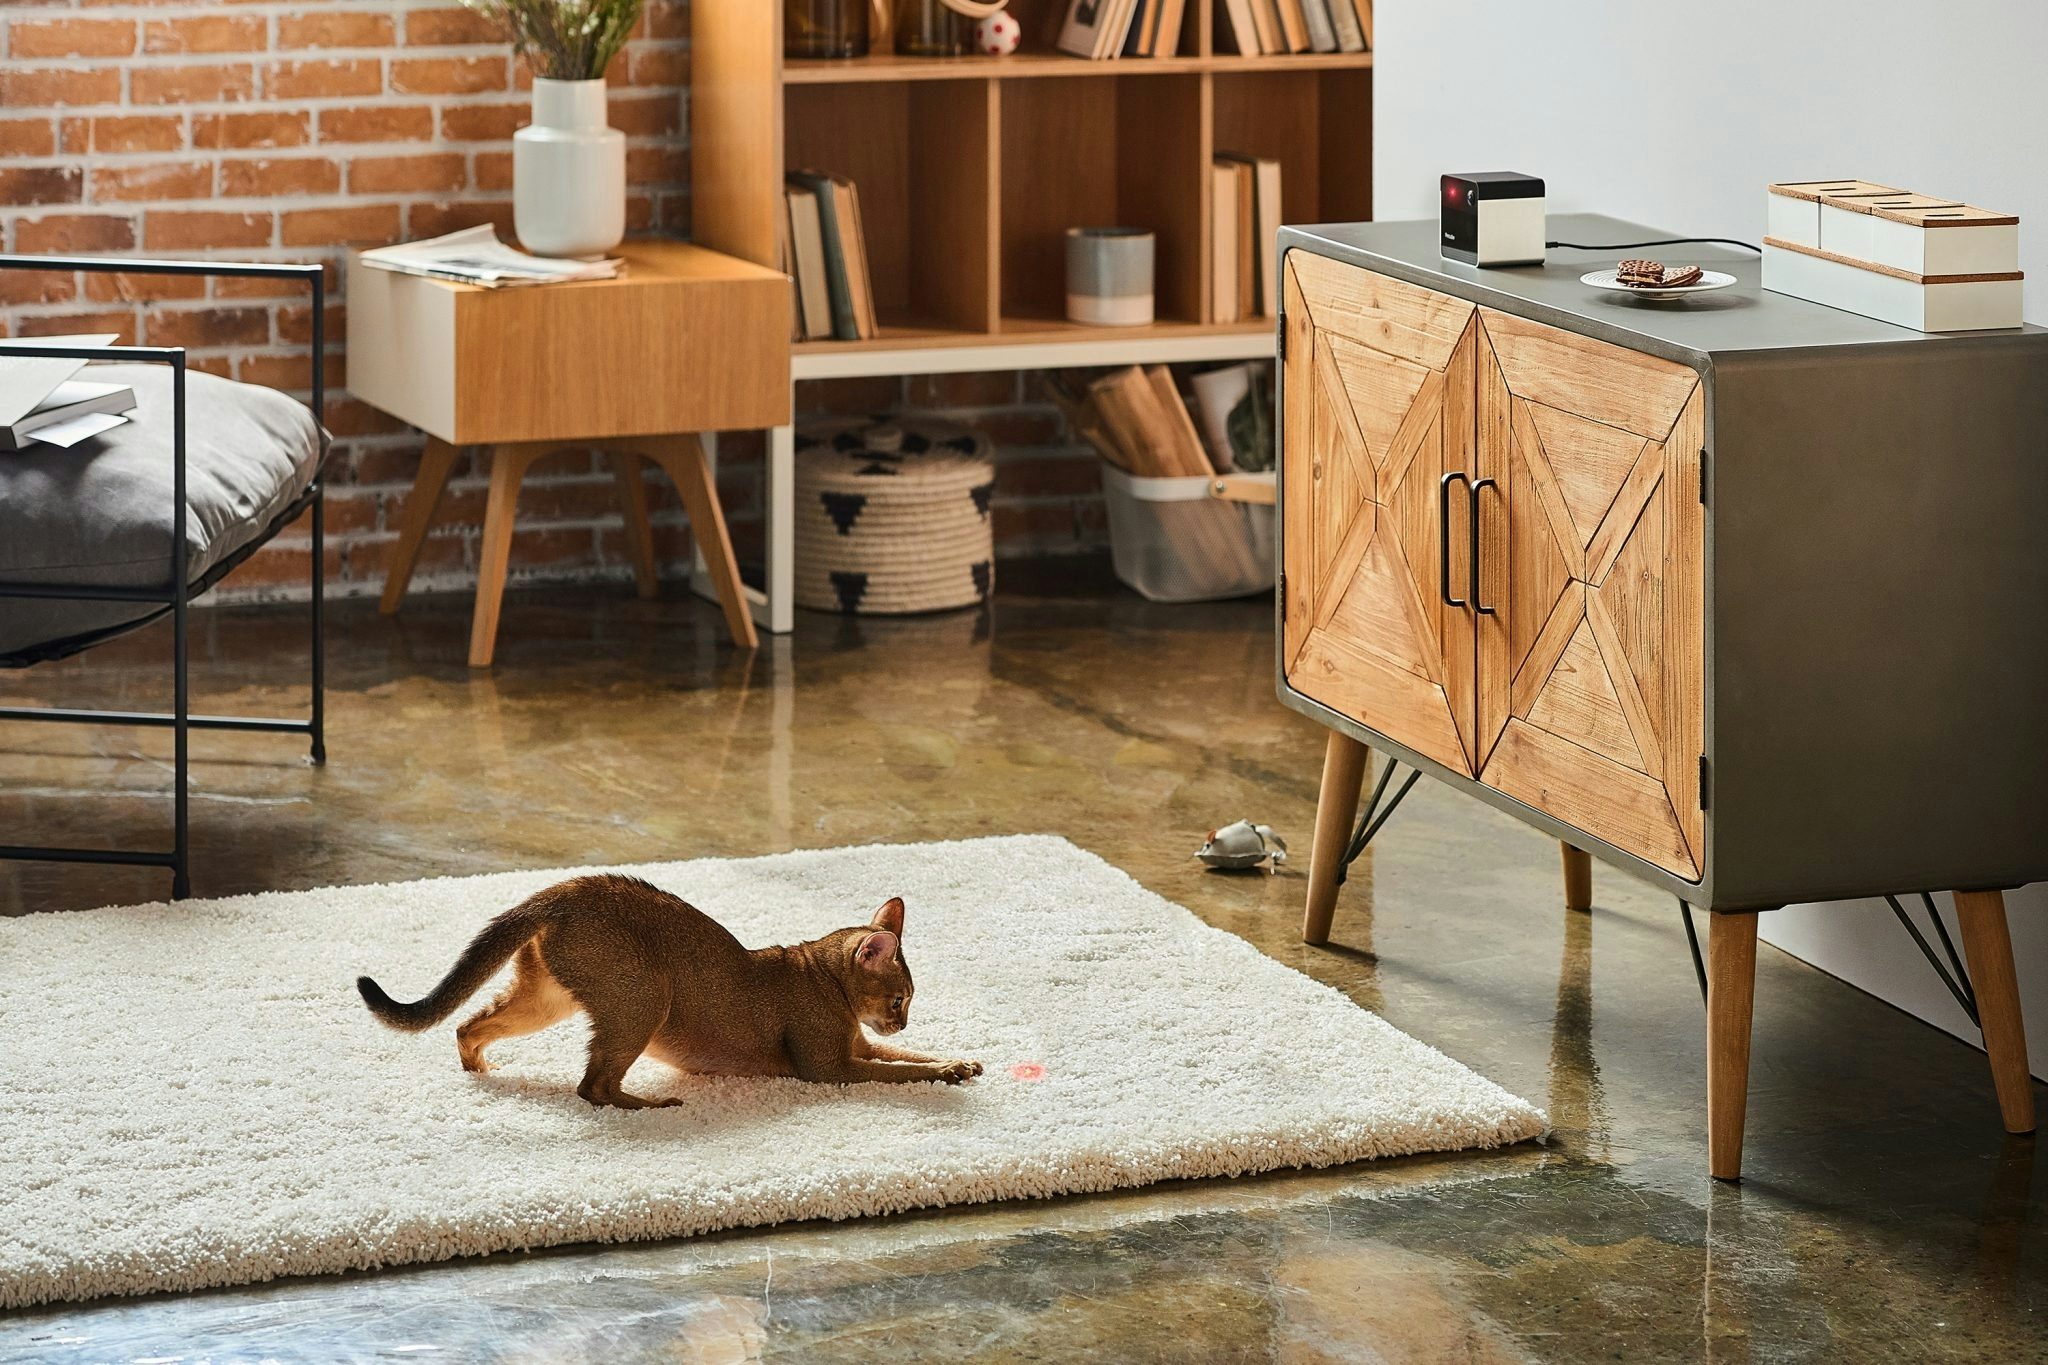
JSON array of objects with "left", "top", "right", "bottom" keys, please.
[
  {"left": 1059, "top": 0, "right": 1129, "bottom": 57},
  {"left": 1209, "top": 164, "right": 1241, "bottom": 325},
  {"left": 1215, "top": 151, "right": 1281, "bottom": 315},
  {"left": 784, "top": 183, "right": 832, "bottom": 341},
  {"left": 1150, "top": 0, "right": 1187, "bottom": 55},
  {"left": 1217, "top": 0, "right": 1260, "bottom": 53},
  {"left": 1354, "top": 0, "right": 1373, "bottom": 47},
  {"left": 1326, "top": 0, "right": 1367, "bottom": 52},
  {"left": 1061, "top": 0, "right": 1183, "bottom": 59},
  {"left": 784, "top": 170, "right": 875, "bottom": 342},
  {"left": 1121, "top": 0, "right": 1148, "bottom": 55},
  {"left": 1273, "top": 0, "right": 1310, "bottom": 52},
  {"left": 841, "top": 180, "right": 879, "bottom": 340},
  {"left": 1299, "top": 0, "right": 1339, "bottom": 52},
  {"left": 1245, "top": 0, "right": 1284, "bottom": 54}
]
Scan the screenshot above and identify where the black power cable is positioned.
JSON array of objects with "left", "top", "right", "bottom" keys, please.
[{"left": 1547, "top": 236, "right": 1761, "bottom": 254}]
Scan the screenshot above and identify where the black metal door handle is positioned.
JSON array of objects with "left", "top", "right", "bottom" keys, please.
[
  {"left": 1470, "top": 477, "right": 1497, "bottom": 615},
  {"left": 1439, "top": 472, "right": 1469, "bottom": 607}
]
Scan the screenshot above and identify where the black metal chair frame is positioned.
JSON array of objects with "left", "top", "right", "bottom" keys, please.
[{"left": 0, "top": 254, "right": 329, "bottom": 900}]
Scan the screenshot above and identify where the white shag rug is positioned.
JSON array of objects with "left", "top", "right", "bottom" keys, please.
[{"left": 0, "top": 835, "right": 1544, "bottom": 1308}]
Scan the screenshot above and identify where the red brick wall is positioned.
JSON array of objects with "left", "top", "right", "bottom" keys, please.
[{"left": 0, "top": 0, "right": 1109, "bottom": 605}]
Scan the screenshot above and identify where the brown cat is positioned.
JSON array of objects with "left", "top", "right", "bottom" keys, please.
[{"left": 357, "top": 875, "right": 982, "bottom": 1108}]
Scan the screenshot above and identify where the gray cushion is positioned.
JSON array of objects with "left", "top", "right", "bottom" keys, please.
[{"left": 0, "top": 363, "right": 324, "bottom": 665}]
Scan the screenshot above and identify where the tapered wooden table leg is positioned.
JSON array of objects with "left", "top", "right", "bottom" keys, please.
[
  {"left": 638, "top": 433, "right": 758, "bottom": 650},
  {"left": 379, "top": 437, "right": 462, "bottom": 615},
  {"left": 1707, "top": 910, "right": 1759, "bottom": 1181},
  {"left": 1303, "top": 732, "right": 1371, "bottom": 945},
  {"left": 608, "top": 453, "right": 661, "bottom": 600},
  {"left": 1561, "top": 843, "right": 1592, "bottom": 912},
  {"left": 468, "top": 445, "right": 544, "bottom": 669},
  {"left": 1954, "top": 890, "right": 2035, "bottom": 1135}
]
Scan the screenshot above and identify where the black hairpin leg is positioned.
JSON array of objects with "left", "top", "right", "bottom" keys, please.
[
  {"left": 1334, "top": 758, "right": 1421, "bottom": 887},
  {"left": 309, "top": 478, "right": 326, "bottom": 765},
  {"left": 1679, "top": 899, "right": 1707, "bottom": 1006},
  {"left": 1887, "top": 892, "right": 1980, "bottom": 1027},
  {"left": 171, "top": 362, "right": 190, "bottom": 901}
]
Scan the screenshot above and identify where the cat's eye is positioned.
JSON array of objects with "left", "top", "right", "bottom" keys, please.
[{"left": 891, "top": 996, "right": 904, "bottom": 1011}]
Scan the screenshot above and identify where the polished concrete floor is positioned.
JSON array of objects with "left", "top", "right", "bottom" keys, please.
[{"left": 1, "top": 565, "right": 2043, "bottom": 1362}]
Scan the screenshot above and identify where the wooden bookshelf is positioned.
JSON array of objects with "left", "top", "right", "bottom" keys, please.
[
  {"left": 692, "top": 0, "right": 1373, "bottom": 348},
  {"left": 688, "top": 0, "right": 1373, "bottom": 633}
]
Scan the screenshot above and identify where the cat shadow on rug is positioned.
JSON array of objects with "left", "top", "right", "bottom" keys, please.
[
  {"left": 357, "top": 878, "right": 984, "bottom": 1109},
  {"left": 464, "top": 1063, "right": 982, "bottom": 1128}
]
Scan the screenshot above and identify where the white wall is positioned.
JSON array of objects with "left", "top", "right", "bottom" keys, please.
[{"left": 1374, "top": 0, "right": 2048, "bottom": 1077}]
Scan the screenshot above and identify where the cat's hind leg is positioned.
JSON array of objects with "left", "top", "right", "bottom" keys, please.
[
  {"left": 575, "top": 992, "right": 681, "bottom": 1109},
  {"left": 456, "top": 941, "right": 578, "bottom": 1073}
]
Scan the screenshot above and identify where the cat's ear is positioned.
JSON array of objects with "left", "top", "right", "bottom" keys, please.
[
  {"left": 855, "top": 930, "right": 900, "bottom": 972},
  {"left": 870, "top": 897, "right": 905, "bottom": 936}
]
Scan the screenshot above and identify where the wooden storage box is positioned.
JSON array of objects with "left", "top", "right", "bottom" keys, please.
[
  {"left": 1764, "top": 180, "right": 1898, "bottom": 247},
  {"left": 1762, "top": 240, "right": 2023, "bottom": 332},
  {"left": 1763, "top": 180, "right": 2024, "bottom": 333},
  {"left": 1818, "top": 194, "right": 2020, "bottom": 277}
]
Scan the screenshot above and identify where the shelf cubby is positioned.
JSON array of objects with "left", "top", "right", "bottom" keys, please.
[
  {"left": 1212, "top": 68, "right": 1373, "bottom": 231},
  {"left": 998, "top": 75, "right": 1207, "bottom": 329},
  {"left": 694, "top": 0, "right": 1375, "bottom": 355}
]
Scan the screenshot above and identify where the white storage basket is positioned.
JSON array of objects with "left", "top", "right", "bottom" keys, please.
[
  {"left": 1100, "top": 465, "right": 1275, "bottom": 603},
  {"left": 794, "top": 417, "right": 996, "bottom": 615}
]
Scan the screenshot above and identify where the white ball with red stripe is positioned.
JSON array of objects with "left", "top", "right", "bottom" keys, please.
[{"left": 977, "top": 9, "right": 1020, "bottom": 54}]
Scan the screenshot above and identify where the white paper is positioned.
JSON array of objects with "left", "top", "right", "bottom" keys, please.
[
  {"left": 358, "top": 226, "right": 621, "bottom": 288},
  {"left": 0, "top": 334, "right": 119, "bottom": 426},
  {"left": 22, "top": 411, "right": 128, "bottom": 448}
]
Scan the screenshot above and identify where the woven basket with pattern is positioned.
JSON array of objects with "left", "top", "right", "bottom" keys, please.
[{"left": 794, "top": 416, "right": 996, "bottom": 615}]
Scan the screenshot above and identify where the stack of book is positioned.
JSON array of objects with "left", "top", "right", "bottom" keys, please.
[
  {"left": 784, "top": 170, "right": 877, "bottom": 343},
  {"left": 1056, "top": 0, "right": 1192, "bottom": 57},
  {"left": 1, "top": 334, "right": 136, "bottom": 451},
  {"left": 1216, "top": 0, "right": 1371, "bottom": 55},
  {"left": 1210, "top": 152, "right": 1282, "bottom": 323}
]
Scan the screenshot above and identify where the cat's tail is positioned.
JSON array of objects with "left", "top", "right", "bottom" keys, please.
[{"left": 357, "top": 901, "right": 545, "bottom": 1032}]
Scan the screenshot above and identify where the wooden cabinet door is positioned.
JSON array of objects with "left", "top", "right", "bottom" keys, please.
[
  {"left": 1282, "top": 253, "right": 1481, "bottom": 776},
  {"left": 1472, "top": 308, "right": 1706, "bottom": 877}
]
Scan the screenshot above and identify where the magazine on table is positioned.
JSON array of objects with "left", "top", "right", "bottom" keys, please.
[{"left": 358, "top": 226, "right": 621, "bottom": 288}]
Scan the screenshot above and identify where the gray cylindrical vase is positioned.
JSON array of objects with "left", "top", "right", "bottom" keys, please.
[{"left": 1066, "top": 227, "right": 1155, "bottom": 326}]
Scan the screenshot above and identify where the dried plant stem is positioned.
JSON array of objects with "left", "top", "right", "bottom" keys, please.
[{"left": 461, "top": 0, "right": 645, "bottom": 82}]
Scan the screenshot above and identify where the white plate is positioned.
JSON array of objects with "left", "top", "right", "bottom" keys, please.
[{"left": 1580, "top": 268, "right": 1739, "bottom": 300}]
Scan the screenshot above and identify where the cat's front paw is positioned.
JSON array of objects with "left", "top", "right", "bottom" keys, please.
[{"left": 936, "top": 1059, "right": 983, "bottom": 1085}]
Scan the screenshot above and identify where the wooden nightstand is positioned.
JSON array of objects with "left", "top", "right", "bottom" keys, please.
[{"left": 347, "top": 239, "right": 791, "bottom": 665}]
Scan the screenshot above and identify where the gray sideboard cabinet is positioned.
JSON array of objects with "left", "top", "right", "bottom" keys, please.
[{"left": 1274, "top": 214, "right": 2048, "bottom": 1181}]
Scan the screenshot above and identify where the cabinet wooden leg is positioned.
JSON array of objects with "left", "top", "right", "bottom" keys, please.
[
  {"left": 1954, "top": 890, "right": 2036, "bottom": 1135},
  {"left": 1706, "top": 910, "right": 1759, "bottom": 1181},
  {"left": 379, "top": 437, "right": 462, "bottom": 615},
  {"left": 608, "top": 453, "right": 660, "bottom": 600},
  {"left": 1561, "top": 843, "right": 1592, "bottom": 912},
  {"left": 468, "top": 445, "right": 540, "bottom": 669},
  {"left": 638, "top": 433, "right": 758, "bottom": 650},
  {"left": 1303, "top": 732, "right": 1371, "bottom": 946}
]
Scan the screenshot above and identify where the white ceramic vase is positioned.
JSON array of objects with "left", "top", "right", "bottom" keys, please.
[{"left": 513, "top": 77, "right": 625, "bottom": 259}]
